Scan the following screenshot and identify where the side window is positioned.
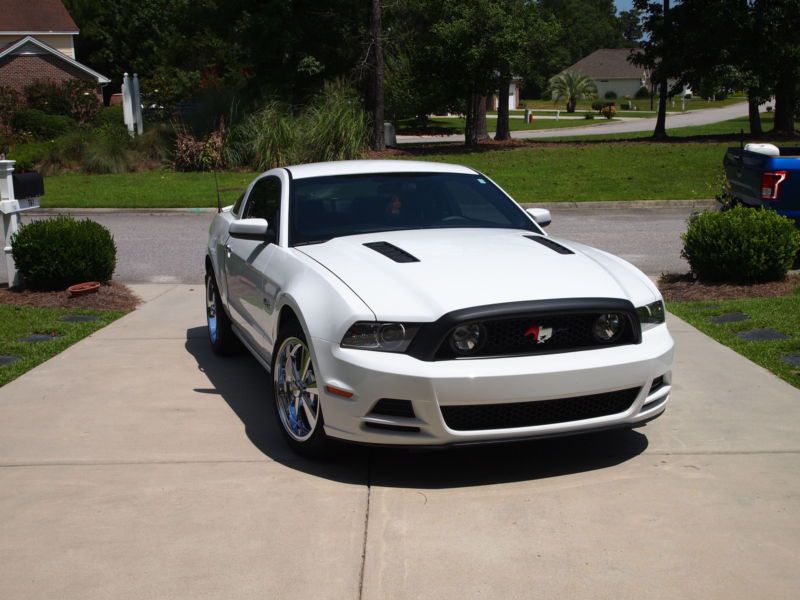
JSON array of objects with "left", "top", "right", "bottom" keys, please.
[
  {"left": 243, "top": 176, "right": 281, "bottom": 242},
  {"left": 232, "top": 192, "right": 245, "bottom": 216}
]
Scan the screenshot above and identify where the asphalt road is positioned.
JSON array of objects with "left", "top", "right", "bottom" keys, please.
[
  {"left": 397, "top": 101, "right": 754, "bottom": 143},
  {"left": 0, "top": 206, "right": 693, "bottom": 285}
]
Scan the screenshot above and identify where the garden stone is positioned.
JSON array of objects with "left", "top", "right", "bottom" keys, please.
[
  {"left": 0, "top": 355, "right": 19, "bottom": 366},
  {"left": 782, "top": 354, "right": 800, "bottom": 367},
  {"left": 711, "top": 312, "right": 748, "bottom": 324},
  {"left": 19, "top": 334, "right": 59, "bottom": 343},
  {"left": 736, "top": 329, "right": 789, "bottom": 342},
  {"left": 60, "top": 315, "right": 99, "bottom": 323}
]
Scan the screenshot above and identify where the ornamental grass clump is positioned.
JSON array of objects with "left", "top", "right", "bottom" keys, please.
[
  {"left": 11, "top": 216, "right": 117, "bottom": 290},
  {"left": 681, "top": 206, "right": 800, "bottom": 284}
]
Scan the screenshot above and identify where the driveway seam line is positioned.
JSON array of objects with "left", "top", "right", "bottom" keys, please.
[{"left": 358, "top": 453, "right": 372, "bottom": 600}]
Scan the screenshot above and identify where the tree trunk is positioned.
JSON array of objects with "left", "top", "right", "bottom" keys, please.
[
  {"left": 773, "top": 74, "right": 797, "bottom": 136},
  {"left": 370, "top": 0, "right": 385, "bottom": 151},
  {"left": 747, "top": 90, "right": 762, "bottom": 135},
  {"left": 495, "top": 70, "right": 511, "bottom": 141},
  {"left": 652, "top": 0, "right": 670, "bottom": 140},
  {"left": 465, "top": 94, "right": 490, "bottom": 146}
]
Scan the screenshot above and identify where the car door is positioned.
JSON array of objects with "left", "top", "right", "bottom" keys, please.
[{"left": 225, "top": 175, "right": 281, "bottom": 354}]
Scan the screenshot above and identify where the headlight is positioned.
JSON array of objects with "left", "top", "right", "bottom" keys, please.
[
  {"left": 592, "top": 313, "right": 624, "bottom": 342},
  {"left": 637, "top": 300, "right": 666, "bottom": 332},
  {"left": 341, "top": 322, "right": 419, "bottom": 352}
]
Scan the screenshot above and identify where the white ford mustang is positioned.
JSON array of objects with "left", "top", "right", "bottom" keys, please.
[{"left": 205, "top": 160, "right": 673, "bottom": 455}]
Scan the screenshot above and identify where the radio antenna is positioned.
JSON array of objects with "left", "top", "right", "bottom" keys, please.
[{"left": 213, "top": 170, "right": 221, "bottom": 213}]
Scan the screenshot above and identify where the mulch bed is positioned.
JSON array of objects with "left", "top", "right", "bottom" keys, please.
[
  {"left": 0, "top": 281, "right": 140, "bottom": 312},
  {"left": 659, "top": 273, "right": 800, "bottom": 302}
]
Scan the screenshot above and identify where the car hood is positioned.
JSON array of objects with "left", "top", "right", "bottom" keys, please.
[{"left": 296, "top": 228, "right": 658, "bottom": 321}]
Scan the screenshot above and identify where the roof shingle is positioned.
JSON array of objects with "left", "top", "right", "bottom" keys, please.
[
  {"left": 562, "top": 48, "right": 645, "bottom": 80},
  {"left": 0, "top": 0, "right": 78, "bottom": 33}
]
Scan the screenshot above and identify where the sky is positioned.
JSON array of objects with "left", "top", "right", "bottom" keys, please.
[{"left": 614, "top": 0, "right": 634, "bottom": 11}]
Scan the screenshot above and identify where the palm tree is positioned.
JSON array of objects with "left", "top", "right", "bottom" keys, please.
[{"left": 548, "top": 71, "right": 598, "bottom": 113}]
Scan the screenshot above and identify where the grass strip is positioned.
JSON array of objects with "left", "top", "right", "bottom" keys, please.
[
  {"left": 0, "top": 304, "right": 124, "bottom": 387},
  {"left": 668, "top": 287, "right": 800, "bottom": 389}
]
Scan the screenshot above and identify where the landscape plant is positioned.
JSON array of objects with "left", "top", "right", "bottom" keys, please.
[
  {"left": 548, "top": 71, "right": 598, "bottom": 113},
  {"left": 11, "top": 216, "right": 117, "bottom": 290},
  {"left": 681, "top": 206, "right": 800, "bottom": 283}
]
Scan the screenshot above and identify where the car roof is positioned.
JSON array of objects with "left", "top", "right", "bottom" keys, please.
[{"left": 284, "top": 160, "right": 478, "bottom": 180}]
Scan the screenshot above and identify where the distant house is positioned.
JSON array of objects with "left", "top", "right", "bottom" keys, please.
[
  {"left": 0, "top": 0, "right": 109, "bottom": 97},
  {"left": 491, "top": 77, "right": 522, "bottom": 111},
  {"left": 561, "top": 48, "right": 648, "bottom": 99}
]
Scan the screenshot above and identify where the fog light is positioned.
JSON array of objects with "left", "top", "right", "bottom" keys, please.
[
  {"left": 450, "top": 323, "right": 485, "bottom": 355},
  {"left": 593, "top": 313, "right": 623, "bottom": 342}
]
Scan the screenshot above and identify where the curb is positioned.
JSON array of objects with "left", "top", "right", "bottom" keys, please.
[
  {"left": 521, "top": 199, "right": 717, "bottom": 210},
  {"left": 28, "top": 199, "right": 717, "bottom": 215}
]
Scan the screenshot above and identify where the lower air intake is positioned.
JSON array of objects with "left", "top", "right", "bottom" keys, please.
[{"left": 440, "top": 387, "right": 640, "bottom": 431}]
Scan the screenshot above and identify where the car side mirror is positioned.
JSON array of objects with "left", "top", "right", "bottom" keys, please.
[
  {"left": 229, "top": 218, "right": 273, "bottom": 242},
  {"left": 526, "top": 207, "right": 552, "bottom": 228}
]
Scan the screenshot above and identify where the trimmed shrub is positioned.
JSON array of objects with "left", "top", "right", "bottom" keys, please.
[
  {"left": 604, "top": 90, "right": 617, "bottom": 100},
  {"left": 620, "top": 101, "right": 632, "bottom": 110},
  {"left": 11, "top": 216, "right": 117, "bottom": 290},
  {"left": 635, "top": 86, "right": 650, "bottom": 99},
  {"left": 93, "top": 105, "right": 125, "bottom": 129},
  {"left": 11, "top": 108, "right": 74, "bottom": 139},
  {"left": 600, "top": 105, "right": 616, "bottom": 119},
  {"left": 681, "top": 206, "right": 800, "bottom": 283},
  {"left": 591, "top": 100, "right": 605, "bottom": 111},
  {"left": 583, "top": 111, "right": 594, "bottom": 119}
]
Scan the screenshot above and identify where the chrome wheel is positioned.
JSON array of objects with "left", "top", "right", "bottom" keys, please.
[
  {"left": 206, "top": 276, "right": 218, "bottom": 344},
  {"left": 274, "top": 337, "right": 320, "bottom": 442}
]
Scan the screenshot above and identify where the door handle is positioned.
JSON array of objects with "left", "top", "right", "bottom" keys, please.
[{"left": 224, "top": 244, "right": 232, "bottom": 258}]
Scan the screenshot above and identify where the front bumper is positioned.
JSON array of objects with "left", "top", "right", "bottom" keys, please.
[{"left": 312, "top": 324, "right": 674, "bottom": 446}]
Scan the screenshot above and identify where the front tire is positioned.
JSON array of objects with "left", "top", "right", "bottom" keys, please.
[
  {"left": 272, "top": 322, "right": 328, "bottom": 457},
  {"left": 205, "top": 270, "right": 240, "bottom": 355}
]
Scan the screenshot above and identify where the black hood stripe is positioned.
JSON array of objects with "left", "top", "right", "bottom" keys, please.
[{"left": 524, "top": 235, "right": 574, "bottom": 255}]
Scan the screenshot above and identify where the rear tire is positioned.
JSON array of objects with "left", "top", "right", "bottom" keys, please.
[
  {"left": 205, "top": 269, "right": 240, "bottom": 355},
  {"left": 271, "top": 321, "right": 329, "bottom": 457}
]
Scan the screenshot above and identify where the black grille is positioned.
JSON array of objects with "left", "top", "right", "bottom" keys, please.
[
  {"left": 435, "top": 313, "right": 635, "bottom": 359},
  {"left": 363, "top": 241, "right": 419, "bottom": 263},
  {"left": 370, "top": 398, "right": 416, "bottom": 418},
  {"left": 525, "top": 235, "right": 574, "bottom": 254},
  {"left": 441, "top": 387, "right": 641, "bottom": 431}
]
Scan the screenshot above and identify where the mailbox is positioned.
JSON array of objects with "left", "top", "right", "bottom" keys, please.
[{"left": 12, "top": 172, "right": 44, "bottom": 200}]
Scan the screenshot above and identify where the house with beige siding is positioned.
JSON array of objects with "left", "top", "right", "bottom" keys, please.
[
  {"left": 0, "top": 0, "right": 109, "bottom": 97},
  {"left": 560, "top": 48, "right": 648, "bottom": 99}
]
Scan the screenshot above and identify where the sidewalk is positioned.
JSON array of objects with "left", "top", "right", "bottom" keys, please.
[{"left": 2, "top": 284, "right": 799, "bottom": 599}]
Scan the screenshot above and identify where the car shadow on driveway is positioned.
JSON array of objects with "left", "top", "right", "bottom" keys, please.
[{"left": 185, "top": 326, "right": 650, "bottom": 489}]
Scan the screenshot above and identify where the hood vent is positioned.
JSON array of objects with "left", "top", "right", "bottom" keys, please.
[
  {"left": 363, "top": 241, "right": 420, "bottom": 263},
  {"left": 524, "top": 235, "right": 574, "bottom": 255}
]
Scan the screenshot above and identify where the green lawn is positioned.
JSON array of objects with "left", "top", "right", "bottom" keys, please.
[
  {"left": 0, "top": 304, "right": 125, "bottom": 387},
  {"left": 669, "top": 288, "right": 800, "bottom": 389},
  {"left": 398, "top": 115, "right": 612, "bottom": 134},
  {"left": 42, "top": 171, "right": 258, "bottom": 208},
  {"left": 417, "top": 142, "right": 729, "bottom": 202},
  {"left": 36, "top": 142, "right": 731, "bottom": 206}
]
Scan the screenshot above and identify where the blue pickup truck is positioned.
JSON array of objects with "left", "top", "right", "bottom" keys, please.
[{"left": 723, "top": 143, "right": 800, "bottom": 225}]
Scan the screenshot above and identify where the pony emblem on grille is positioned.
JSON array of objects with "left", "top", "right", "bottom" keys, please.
[{"left": 524, "top": 325, "right": 553, "bottom": 344}]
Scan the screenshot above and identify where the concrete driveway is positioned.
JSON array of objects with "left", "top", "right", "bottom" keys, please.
[{"left": 2, "top": 284, "right": 799, "bottom": 599}]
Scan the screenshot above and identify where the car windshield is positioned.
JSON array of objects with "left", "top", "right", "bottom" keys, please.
[{"left": 289, "top": 172, "right": 538, "bottom": 245}]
